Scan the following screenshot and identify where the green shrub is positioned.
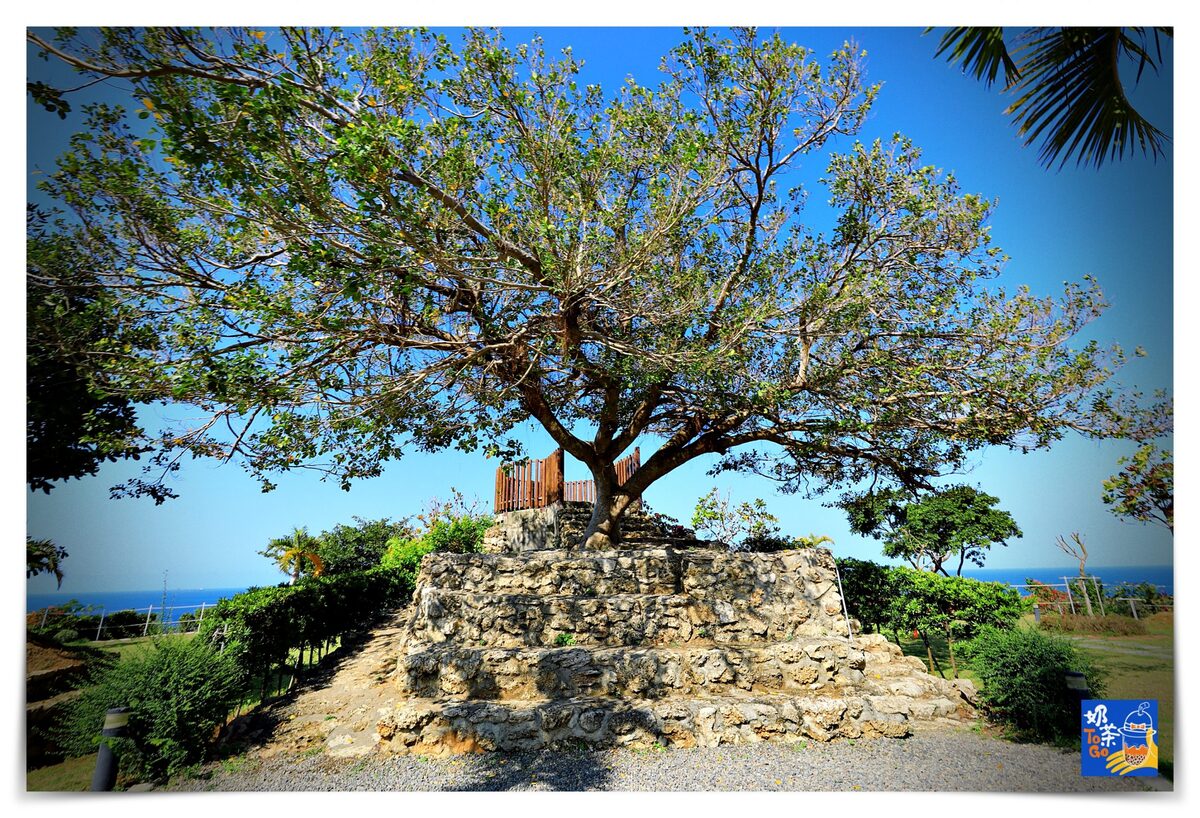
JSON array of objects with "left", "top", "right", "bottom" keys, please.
[
  {"left": 58, "top": 637, "right": 247, "bottom": 780},
  {"left": 421, "top": 516, "right": 492, "bottom": 554},
  {"left": 836, "top": 559, "right": 1026, "bottom": 644},
  {"left": 380, "top": 537, "right": 436, "bottom": 587},
  {"left": 961, "top": 626, "right": 1106, "bottom": 742},
  {"left": 740, "top": 534, "right": 804, "bottom": 552},
  {"left": 836, "top": 558, "right": 896, "bottom": 634},
  {"left": 379, "top": 512, "right": 491, "bottom": 585}
]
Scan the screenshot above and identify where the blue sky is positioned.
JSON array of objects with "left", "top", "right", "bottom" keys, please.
[{"left": 24, "top": 26, "right": 1174, "bottom": 594}]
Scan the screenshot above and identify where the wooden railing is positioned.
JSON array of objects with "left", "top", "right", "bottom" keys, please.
[{"left": 494, "top": 447, "right": 640, "bottom": 513}]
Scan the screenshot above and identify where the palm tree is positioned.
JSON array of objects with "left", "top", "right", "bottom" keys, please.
[
  {"left": 26, "top": 536, "right": 68, "bottom": 588},
  {"left": 263, "top": 528, "right": 325, "bottom": 585},
  {"left": 932, "top": 27, "right": 1172, "bottom": 169}
]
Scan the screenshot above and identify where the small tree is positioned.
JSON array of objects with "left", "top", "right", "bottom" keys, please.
[
  {"left": 259, "top": 527, "right": 325, "bottom": 585},
  {"left": 840, "top": 485, "right": 1021, "bottom": 575},
  {"left": 691, "top": 489, "right": 780, "bottom": 548},
  {"left": 1055, "top": 531, "right": 1088, "bottom": 578},
  {"left": 1102, "top": 444, "right": 1173, "bottom": 533},
  {"left": 886, "top": 568, "right": 1025, "bottom": 677}
]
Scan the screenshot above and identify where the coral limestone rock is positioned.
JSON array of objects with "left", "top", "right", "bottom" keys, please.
[{"left": 377, "top": 503, "right": 971, "bottom": 754}]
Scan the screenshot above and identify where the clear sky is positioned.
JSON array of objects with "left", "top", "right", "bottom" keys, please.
[{"left": 23, "top": 25, "right": 1174, "bottom": 594}]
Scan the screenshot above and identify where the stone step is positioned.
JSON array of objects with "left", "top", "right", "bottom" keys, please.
[
  {"left": 402, "top": 588, "right": 841, "bottom": 649},
  {"left": 395, "top": 635, "right": 967, "bottom": 703},
  {"left": 489, "top": 536, "right": 724, "bottom": 554},
  {"left": 377, "top": 689, "right": 966, "bottom": 755},
  {"left": 483, "top": 502, "right": 699, "bottom": 553},
  {"left": 419, "top": 548, "right": 846, "bottom": 603},
  {"left": 422, "top": 549, "right": 687, "bottom": 596},
  {"left": 396, "top": 639, "right": 873, "bottom": 700}
]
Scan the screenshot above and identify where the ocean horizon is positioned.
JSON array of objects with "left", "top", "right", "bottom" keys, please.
[
  {"left": 26, "top": 586, "right": 256, "bottom": 622},
  {"left": 960, "top": 564, "right": 1173, "bottom": 595},
  {"left": 26, "top": 563, "right": 1174, "bottom": 618}
]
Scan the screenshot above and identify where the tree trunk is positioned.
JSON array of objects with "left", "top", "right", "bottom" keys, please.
[
  {"left": 921, "top": 631, "right": 945, "bottom": 678},
  {"left": 943, "top": 623, "right": 959, "bottom": 678},
  {"left": 580, "top": 468, "right": 637, "bottom": 549}
]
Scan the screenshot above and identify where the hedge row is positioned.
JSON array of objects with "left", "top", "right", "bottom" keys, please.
[
  {"left": 199, "top": 565, "right": 415, "bottom": 678},
  {"left": 836, "top": 558, "right": 1028, "bottom": 640}
]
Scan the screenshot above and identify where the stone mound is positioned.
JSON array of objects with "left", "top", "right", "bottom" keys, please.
[{"left": 375, "top": 504, "right": 975, "bottom": 754}]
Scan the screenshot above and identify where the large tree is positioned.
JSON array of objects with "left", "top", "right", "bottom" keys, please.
[{"left": 28, "top": 27, "right": 1148, "bottom": 547}]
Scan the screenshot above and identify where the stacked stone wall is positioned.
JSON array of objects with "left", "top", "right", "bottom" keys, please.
[{"left": 377, "top": 504, "right": 975, "bottom": 754}]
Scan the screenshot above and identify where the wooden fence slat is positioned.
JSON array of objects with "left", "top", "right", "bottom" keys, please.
[{"left": 495, "top": 446, "right": 642, "bottom": 513}]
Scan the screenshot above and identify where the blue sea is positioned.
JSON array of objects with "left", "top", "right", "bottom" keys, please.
[
  {"left": 25, "top": 565, "right": 1174, "bottom": 621},
  {"left": 961, "top": 565, "right": 1173, "bottom": 595},
  {"left": 26, "top": 586, "right": 253, "bottom": 625}
]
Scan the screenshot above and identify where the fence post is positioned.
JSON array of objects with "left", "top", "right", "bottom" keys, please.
[
  {"left": 1091, "top": 576, "right": 1106, "bottom": 616},
  {"left": 1062, "top": 578, "right": 1077, "bottom": 616},
  {"left": 549, "top": 449, "right": 564, "bottom": 505},
  {"left": 142, "top": 605, "right": 154, "bottom": 637},
  {"left": 1129, "top": 598, "right": 1139, "bottom": 619},
  {"left": 40, "top": 608, "right": 50, "bottom": 629},
  {"left": 95, "top": 609, "right": 106, "bottom": 642}
]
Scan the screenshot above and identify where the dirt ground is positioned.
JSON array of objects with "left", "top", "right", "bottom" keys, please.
[
  {"left": 26, "top": 638, "right": 89, "bottom": 675},
  {"left": 221, "top": 611, "right": 410, "bottom": 759}
]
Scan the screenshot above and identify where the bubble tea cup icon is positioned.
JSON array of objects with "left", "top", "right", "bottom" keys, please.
[{"left": 1120, "top": 701, "right": 1155, "bottom": 768}]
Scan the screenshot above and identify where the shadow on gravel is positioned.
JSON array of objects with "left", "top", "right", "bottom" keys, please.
[{"left": 444, "top": 748, "right": 613, "bottom": 791}]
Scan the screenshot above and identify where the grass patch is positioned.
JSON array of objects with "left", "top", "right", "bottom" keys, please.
[
  {"left": 26, "top": 755, "right": 94, "bottom": 792},
  {"left": 94, "top": 632, "right": 195, "bottom": 662},
  {"left": 1038, "top": 614, "right": 1147, "bottom": 635},
  {"left": 1065, "top": 619, "right": 1174, "bottom": 777}
]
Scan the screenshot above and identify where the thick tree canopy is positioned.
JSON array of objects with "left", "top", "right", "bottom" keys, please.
[
  {"left": 28, "top": 27, "right": 1147, "bottom": 546},
  {"left": 26, "top": 206, "right": 157, "bottom": 494}
]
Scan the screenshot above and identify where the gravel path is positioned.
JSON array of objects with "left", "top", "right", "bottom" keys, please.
[{"left": 166, "top": 726, "right": 1162, "bottom": 793}]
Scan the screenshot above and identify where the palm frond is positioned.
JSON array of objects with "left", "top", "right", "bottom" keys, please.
[
  {"left": 933, "top": 27, "right": 1021, "bottom": 88},
  {"left": 1005, "top": 27, "right": 1170, "bottom": 169}
]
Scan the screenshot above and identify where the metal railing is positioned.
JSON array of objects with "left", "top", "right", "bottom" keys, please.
[
  {"left": 32, "top": 601, "right": 217, "bottom": 641},
  {"left": 1015, "top": 576, "right": 1172, "bottom": 619}
]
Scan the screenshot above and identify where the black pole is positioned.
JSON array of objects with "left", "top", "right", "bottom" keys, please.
[
  {"left": 90, "top": 707, "right": 130, "bottom": 791},
  {"left": 1064, "top": 670, "right": 1090, "bottom": 719}
]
